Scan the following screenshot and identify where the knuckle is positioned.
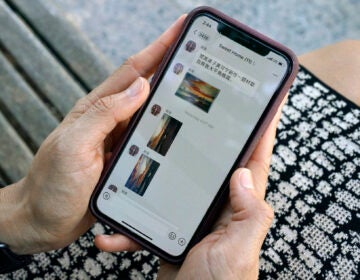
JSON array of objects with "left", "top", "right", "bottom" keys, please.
[
  {"left": 256, "top": 201, "right": 274, "bottom": 227},
  {"left": 66, "top": 97, "right": 92, "bottom": 121},
  {"left": 74, "top": 97, "right": 90, "bottom": 113},
  {"left": 122, "top": 55, "right": 141, "bottom": 77},
  {"left": 264, "top": 203, "right": 275, "bottom": 221},
  {"left": 260, "top": 157, "right": 271, "bottom": 176},
  {"left": 92, "top": 95, "right": 115, "bottom": 113}
]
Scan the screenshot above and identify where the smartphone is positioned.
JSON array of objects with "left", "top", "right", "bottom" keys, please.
[{"left": 90, "top": 6, "right": 298, "bottom": 263}]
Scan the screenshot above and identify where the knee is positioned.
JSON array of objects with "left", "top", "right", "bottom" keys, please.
[
  {"left": 335, "top": 40, "right": 360, "bottom": 63},
  {"left": 337, "top": 39, "right": 360, "bottom": 49}
]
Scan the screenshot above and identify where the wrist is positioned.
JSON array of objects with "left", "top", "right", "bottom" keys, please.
[{"left": 0, "top": 179, "right": 39, "bottom": 255}]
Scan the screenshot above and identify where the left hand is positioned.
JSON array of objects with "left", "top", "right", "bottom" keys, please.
[{"left": 0, "top": 15, "right": 186, "bottom": 255}]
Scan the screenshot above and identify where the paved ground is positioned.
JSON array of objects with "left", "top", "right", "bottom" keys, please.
[{"left": 53, "top": 0, "right": 359, "bottom": 67}]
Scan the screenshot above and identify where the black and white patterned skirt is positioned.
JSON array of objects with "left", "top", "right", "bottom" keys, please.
[{"left": 1, "top": 67, "right": 359, "bottom": 279}]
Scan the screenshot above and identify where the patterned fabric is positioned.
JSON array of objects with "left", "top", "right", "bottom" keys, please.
[
  {"left": 260, "top": 67, "right": 359, "bottom": 279},
  {"left": 0, "top": 222, "right": 159, "bottom": 280},
  {"left": 1, "top": 67, "right": 359, "bottom": 279}
]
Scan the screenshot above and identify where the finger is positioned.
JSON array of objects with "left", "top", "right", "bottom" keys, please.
[
  {"left": 87, "top": 14, "right": 186, "bottom": 102},
  {"left": 94, "top": 234, "right": 141, "bottom": 252},
  {"left": 211, "top": 198, "right": 232, "bottom": 232},
  {"left": 247, "top": 95, "right": 288, "bottom": 198},
  {"left": 64, "top": 15, "right": 185, "bottom": 126},
  {"left": 104, "top": 118, "right": 131, "bottom": 153},
  {"left": 229, "top": 168, "right": 274, "bottom": 253},
  {"left": 230, "top": 168, "right": 256, "bottom": 212},
  {"left": 70, "top": 77, "right": 149, "bottom": 150}
]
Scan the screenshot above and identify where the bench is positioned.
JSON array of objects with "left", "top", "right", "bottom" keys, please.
[{"left": 0, "top": 0, "right": 115, "bottom": 186}]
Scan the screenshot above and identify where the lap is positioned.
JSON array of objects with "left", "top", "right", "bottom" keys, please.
[
  {"left": 299, "top": 40, "right": 360, "bottom": 106},
  {"left": 259, "top": 40, "right": 359, "bottom": 279}
]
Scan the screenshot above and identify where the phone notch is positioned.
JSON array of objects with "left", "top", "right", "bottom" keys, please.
[{"left": 217, "top": 22, "right": 270, "bottom": 56}]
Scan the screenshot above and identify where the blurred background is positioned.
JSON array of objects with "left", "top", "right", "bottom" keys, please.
[{"left": 54, "top": 0, "right": 359, "bottom": 66}]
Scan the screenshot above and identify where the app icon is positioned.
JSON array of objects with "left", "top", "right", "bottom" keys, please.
[
  {"left": 103, "top": 192, "right": 110, "bottom": 200},
  {"left": 168, "top": 232, "right": 176, "bottom": 240},
  {"left": 178, "top": 238, "right": 186, "bottom": 246}
]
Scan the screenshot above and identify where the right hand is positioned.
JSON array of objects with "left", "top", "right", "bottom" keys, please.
[
  {"left": 158, "top": 101, "right": 284, "bottom": 279},
  {"left": 98, "top": 97, "right": 285, "bottom": 279}
]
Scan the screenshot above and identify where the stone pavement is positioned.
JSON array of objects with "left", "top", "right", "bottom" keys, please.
[
  {"left": 0, "top": 0, "right": 358, "bottom": 183},
  {"left": 0, "top": 0, "right": 114, "bottom": 184},
  {"left": 54, "top": 0, "right": 360, "bottom": 66}
]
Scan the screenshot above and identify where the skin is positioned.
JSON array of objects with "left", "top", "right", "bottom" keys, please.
[
  {"left": 0, "top": 10, "right": 358, "bottom": 278},
  {"left": 0, "top": 14, "right": 275, "bottom": 279},
  {"left": 0, "top": 15, "right": 187, "bottom": 255},
  {"left": 299, "top": 40, "right": 360, "bottom": 106}
]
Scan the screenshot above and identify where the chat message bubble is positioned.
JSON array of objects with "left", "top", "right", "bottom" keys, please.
[{"left": 193, "top": 52, "right": 259, "bottom": 95}]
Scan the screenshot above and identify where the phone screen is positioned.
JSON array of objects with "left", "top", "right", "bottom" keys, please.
[{"left": 95, "top": 14, "right": 289, "bottom": 257}]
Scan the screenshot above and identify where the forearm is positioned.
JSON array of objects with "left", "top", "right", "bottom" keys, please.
[{"left": 0, "top": 180, "right": 39, "bottom": 255}]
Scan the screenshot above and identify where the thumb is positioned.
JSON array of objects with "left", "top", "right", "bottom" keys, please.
[
  {"left": 72, "top": 77, "right": 149, "bottom": 146},
  {"left": 229, "top": 168, "right": 274, "bottom": 253}
]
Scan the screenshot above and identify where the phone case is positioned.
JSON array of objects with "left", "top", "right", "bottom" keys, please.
[{"left": 90, "top": 6, "right": 299, "bottom": 264}]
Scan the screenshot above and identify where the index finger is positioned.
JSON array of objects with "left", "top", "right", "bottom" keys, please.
[{"left": 88, "top": 15, "right": 187, "bottom": 102}]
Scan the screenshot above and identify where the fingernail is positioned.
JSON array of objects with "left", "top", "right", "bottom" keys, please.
[
  {"left": 126, "top": 77, "right": 144, "bottom": 97},
  {"left": 238, "top": 169, "right": 254, "bottom": 189},
  {"left": 99, "top": 234, "right": 110, "bottom": 239}
]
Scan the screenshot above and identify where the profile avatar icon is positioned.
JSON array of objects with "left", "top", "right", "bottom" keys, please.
[
  {"left": 173, "top": 63, "right": 184, "bottom": 75},
  {"left": 129, "top": 145, "right": 139, "bottom": 156},
  {"left": 108, "top": 184, "right": 118, "bottom": 193},
  {"left": 185, "top": 40, "right": 196, "bottom": 52},
  {"left": 151, "top": 104, "right": 161, "bottom": 116}
]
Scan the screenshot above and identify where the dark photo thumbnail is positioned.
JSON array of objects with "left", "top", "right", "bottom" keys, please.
[
  {"left": 151, "top": 104, "right": 161, "bottom": 116},
  {"left": 175, "top": 72, "right": 220, "bottom": 113},
  {"left": 173, "top": 63, "right": 184, "bottom": 75},
  {"left": 147, "top": 114, "right": 182, "bottom": 156},
  {"left": 185, "top": 40, "right": 196, "bottom": 52},
  {"left": 129, "top": 145, "right": 139, "bottom": 156},
  {"left": 125, "top": 154, "right": 160, "bottom": 196}
]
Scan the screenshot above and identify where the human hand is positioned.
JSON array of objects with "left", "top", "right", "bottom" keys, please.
[
  {"left": 0, "top": 15, "right": 186, "bottom": 255},
  {"left": 96, "top": 96, "right": 285, "bottom": 279},
  {"left": 159, "top": 168, "right": 273, "bottom": 280},
  {"left": 156, "top": 101, "right": 283, "bottom": 280}
]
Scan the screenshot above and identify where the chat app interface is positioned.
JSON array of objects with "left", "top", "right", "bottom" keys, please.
[{"left": 97, "top": 15, "right": 288, "bottom": 256}]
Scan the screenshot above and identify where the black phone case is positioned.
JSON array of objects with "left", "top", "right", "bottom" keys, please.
[{"left": 90, "top": 6, "right": 299, "bottom": 264}]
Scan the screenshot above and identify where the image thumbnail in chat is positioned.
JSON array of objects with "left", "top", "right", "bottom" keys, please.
[
  {"left": 125, "top": 154, "right": 160, "bottom": 196},
  {"left": 147, "top": 113, "right": 182, "bottom": 156},
  {"left": 175, "top": 72, "right": 220, "bottom": 113}
]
